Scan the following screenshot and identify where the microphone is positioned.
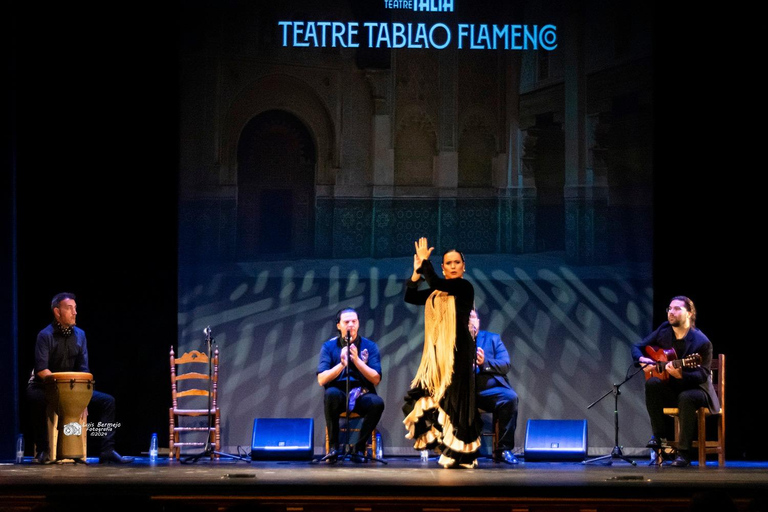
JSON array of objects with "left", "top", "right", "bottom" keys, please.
[
  {"left": 345, "top": 329, "right": 351, "bottom": 342},
  {"left": 203, "top": 326, "right": 214, "bottom": 346}
]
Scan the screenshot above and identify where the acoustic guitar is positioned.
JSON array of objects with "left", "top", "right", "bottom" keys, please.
[{"left": 643, "top": 346, "right": 702, "bottom": 381}]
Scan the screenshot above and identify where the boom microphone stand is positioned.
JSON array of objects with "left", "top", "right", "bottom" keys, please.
[
  {"left": 583, "top": 364, "right": 646, "bottom": 466},
  {"left": 182, "top": 326, "right": 249, "bottom": 463}
]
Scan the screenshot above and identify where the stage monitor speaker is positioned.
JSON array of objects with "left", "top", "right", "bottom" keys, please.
[
  {"left": 524, "top": 419, "right": 588, "bottom": 462},
  {"left": 251, "top": 418, "right": 314, "bottom": 461}
]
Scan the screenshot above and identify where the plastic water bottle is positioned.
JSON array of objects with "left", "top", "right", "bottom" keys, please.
[
  {"left": 149, "top": 433, "right": 158, "bottom": 462},
  {"left": 420, "top": 449, "right": 429, "bottom": 462},
  {"left": 375, "top": 432, "right": 383, "bottom": 459},
  {"left": 15, "top": 434, "right": 24, "bottom": 464}
]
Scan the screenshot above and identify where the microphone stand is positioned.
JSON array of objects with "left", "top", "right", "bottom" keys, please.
[
  {"left": 583, "top": 364, "right": 646, "bottom": 466},
  {"left": 182, "top": 326, "right": 249, "bottom": 463},
  {"left": 341, "top": 330, "right": 353, "bottom": 461}
]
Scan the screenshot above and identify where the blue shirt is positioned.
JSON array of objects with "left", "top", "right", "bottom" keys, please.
[{"left": 316, "top": 335, "right": 382, "bottom": 393}]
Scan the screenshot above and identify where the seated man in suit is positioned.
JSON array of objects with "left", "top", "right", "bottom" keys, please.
[{"left": 470, "top": 309, "right": 520, "bottom": 464}]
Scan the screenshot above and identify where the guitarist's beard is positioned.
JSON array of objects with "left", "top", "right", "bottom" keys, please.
[{"left": 668, "top": 316, "right": 685, "bottom": 328}]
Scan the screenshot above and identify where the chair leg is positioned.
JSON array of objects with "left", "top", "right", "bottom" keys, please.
[
  {"left": 169, "top": 409, "right": 174, "bottom": 461},
  {"left": 718, "top": 415, "right": 726, "bottom": 467},
  {"left": 214, "top": 409, "right": 221, "bottom": 459},
  {"left": 674, "top": 416, "right": 681, "bottom": 448},
  {"left": 697, "top": 408, "right": 706, "bottom": 467}
]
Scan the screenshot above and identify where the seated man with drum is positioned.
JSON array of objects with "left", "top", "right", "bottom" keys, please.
[{"left": 25, "top": 292, "right": 134, "bottom": 464}]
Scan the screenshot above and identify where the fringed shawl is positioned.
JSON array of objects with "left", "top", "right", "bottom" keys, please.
[{"left": 410, "top": 290, "right": 456, "bottom": 403}]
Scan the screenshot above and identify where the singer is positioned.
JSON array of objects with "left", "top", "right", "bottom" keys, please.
[
  {"left": 402, "top": 237, "right": 482, "bottom": 469},
  {"left": 316, "top": 307, "right": 384, "bottom": 463}
]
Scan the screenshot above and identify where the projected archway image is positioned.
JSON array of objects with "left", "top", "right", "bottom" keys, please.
[{"left": 237, "top": 110, "right": 316, "bottom": 259}]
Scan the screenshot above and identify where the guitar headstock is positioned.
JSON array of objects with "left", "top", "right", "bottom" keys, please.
[{"left": 681, "top": 353, "right": 702, "bottom": 368}]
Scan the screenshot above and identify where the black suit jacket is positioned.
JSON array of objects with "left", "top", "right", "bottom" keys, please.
[{"left": 631, "top": 322, "right": 720, "bottom": 412}]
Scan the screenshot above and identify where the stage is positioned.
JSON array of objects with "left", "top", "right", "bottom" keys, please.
[{"left": 2, "top": 455, "right": 767, "bottom": 512}]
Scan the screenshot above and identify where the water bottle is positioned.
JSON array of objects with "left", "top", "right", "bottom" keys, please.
[
  {"left": 420, "top": 449, "right": 429, "bottom": 462},
  {"left": 149, "top": 433, "right": 158, "bottom": 462},
  {"left": 15, "top": 434, "right": 24, "bottom": 464},
  {"left": 375, "top": 432, "right": 383, "bottom": 459}
]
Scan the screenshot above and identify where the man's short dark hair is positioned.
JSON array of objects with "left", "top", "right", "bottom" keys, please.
[{"left": 51, "top": 292, "right": 76, "bottom": 311}]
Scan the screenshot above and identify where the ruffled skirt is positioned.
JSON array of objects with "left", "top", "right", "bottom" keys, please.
[{"left": 403, "top": 387, "right": 482, "bottom": 468}]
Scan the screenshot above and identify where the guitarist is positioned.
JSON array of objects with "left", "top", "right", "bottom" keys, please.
[{"left": 631, "top": 296, "right": 720, "bottom": 467}]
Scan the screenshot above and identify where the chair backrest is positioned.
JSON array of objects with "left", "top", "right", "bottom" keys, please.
[
  {"left": 712, "top": 353, "right": 725, "bottom": 415},
  {"left": 170, "top": 346, "right": 219, "bottom": 412}
]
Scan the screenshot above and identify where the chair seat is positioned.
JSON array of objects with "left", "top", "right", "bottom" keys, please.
[
  {"left": 173, "top": 408, "right": 218, "bottom": 415},
  {"left": 663, "top": 407, "right": 717, "bottom": 416}
]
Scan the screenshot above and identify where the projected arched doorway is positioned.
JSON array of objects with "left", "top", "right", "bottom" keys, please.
[{"left": 236, "top": 110, "right": 316, "bottom": 259}]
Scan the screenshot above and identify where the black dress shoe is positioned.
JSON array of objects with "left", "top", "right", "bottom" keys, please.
[
  {"left": 493, "top": 450, "right": 520, "bottom": 464},
  {"left": 99, "top": 450, "right": 135, "bottom": 464},
  {"left": 321, "top": 449, "right": 339, "bottom": 464},
  {"left": 645, "top": 436, "right": 662, "bottom": 450},
  {"left": 350, "top": 451, "right": 368, "bottom": 463},
  {"left": 670, "top": 452, "right": 690, "bottom": 467}
]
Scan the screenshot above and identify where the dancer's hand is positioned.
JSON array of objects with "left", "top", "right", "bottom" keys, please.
[{"left": 414, "top": 237, "right": 434, "bottom": 267}]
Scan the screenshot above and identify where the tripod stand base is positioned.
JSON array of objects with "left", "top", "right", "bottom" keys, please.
[{"left": 584, "top": 446, "right": 636, "bottom": 466}]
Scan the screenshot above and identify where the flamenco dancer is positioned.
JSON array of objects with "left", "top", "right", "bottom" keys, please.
[{"left": 402, "top": 237, "right": 482, "bottom": 468}]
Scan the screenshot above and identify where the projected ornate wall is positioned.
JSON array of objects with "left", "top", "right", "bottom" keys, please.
[{"left": 178, "top": 0, "right": 654, "bottom": 455}]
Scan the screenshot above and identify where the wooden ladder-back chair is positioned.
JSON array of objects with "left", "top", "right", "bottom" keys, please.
[
  {"left": 663, "top": 353, "right": 725, "bottom": 467},
  {"left": 169, "top": 346, "right": 221, "bottom": 460}
]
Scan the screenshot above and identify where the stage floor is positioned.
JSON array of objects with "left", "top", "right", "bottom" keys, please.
[{"left": 2, "top": 455, "right": 767, "bottom": 511}]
